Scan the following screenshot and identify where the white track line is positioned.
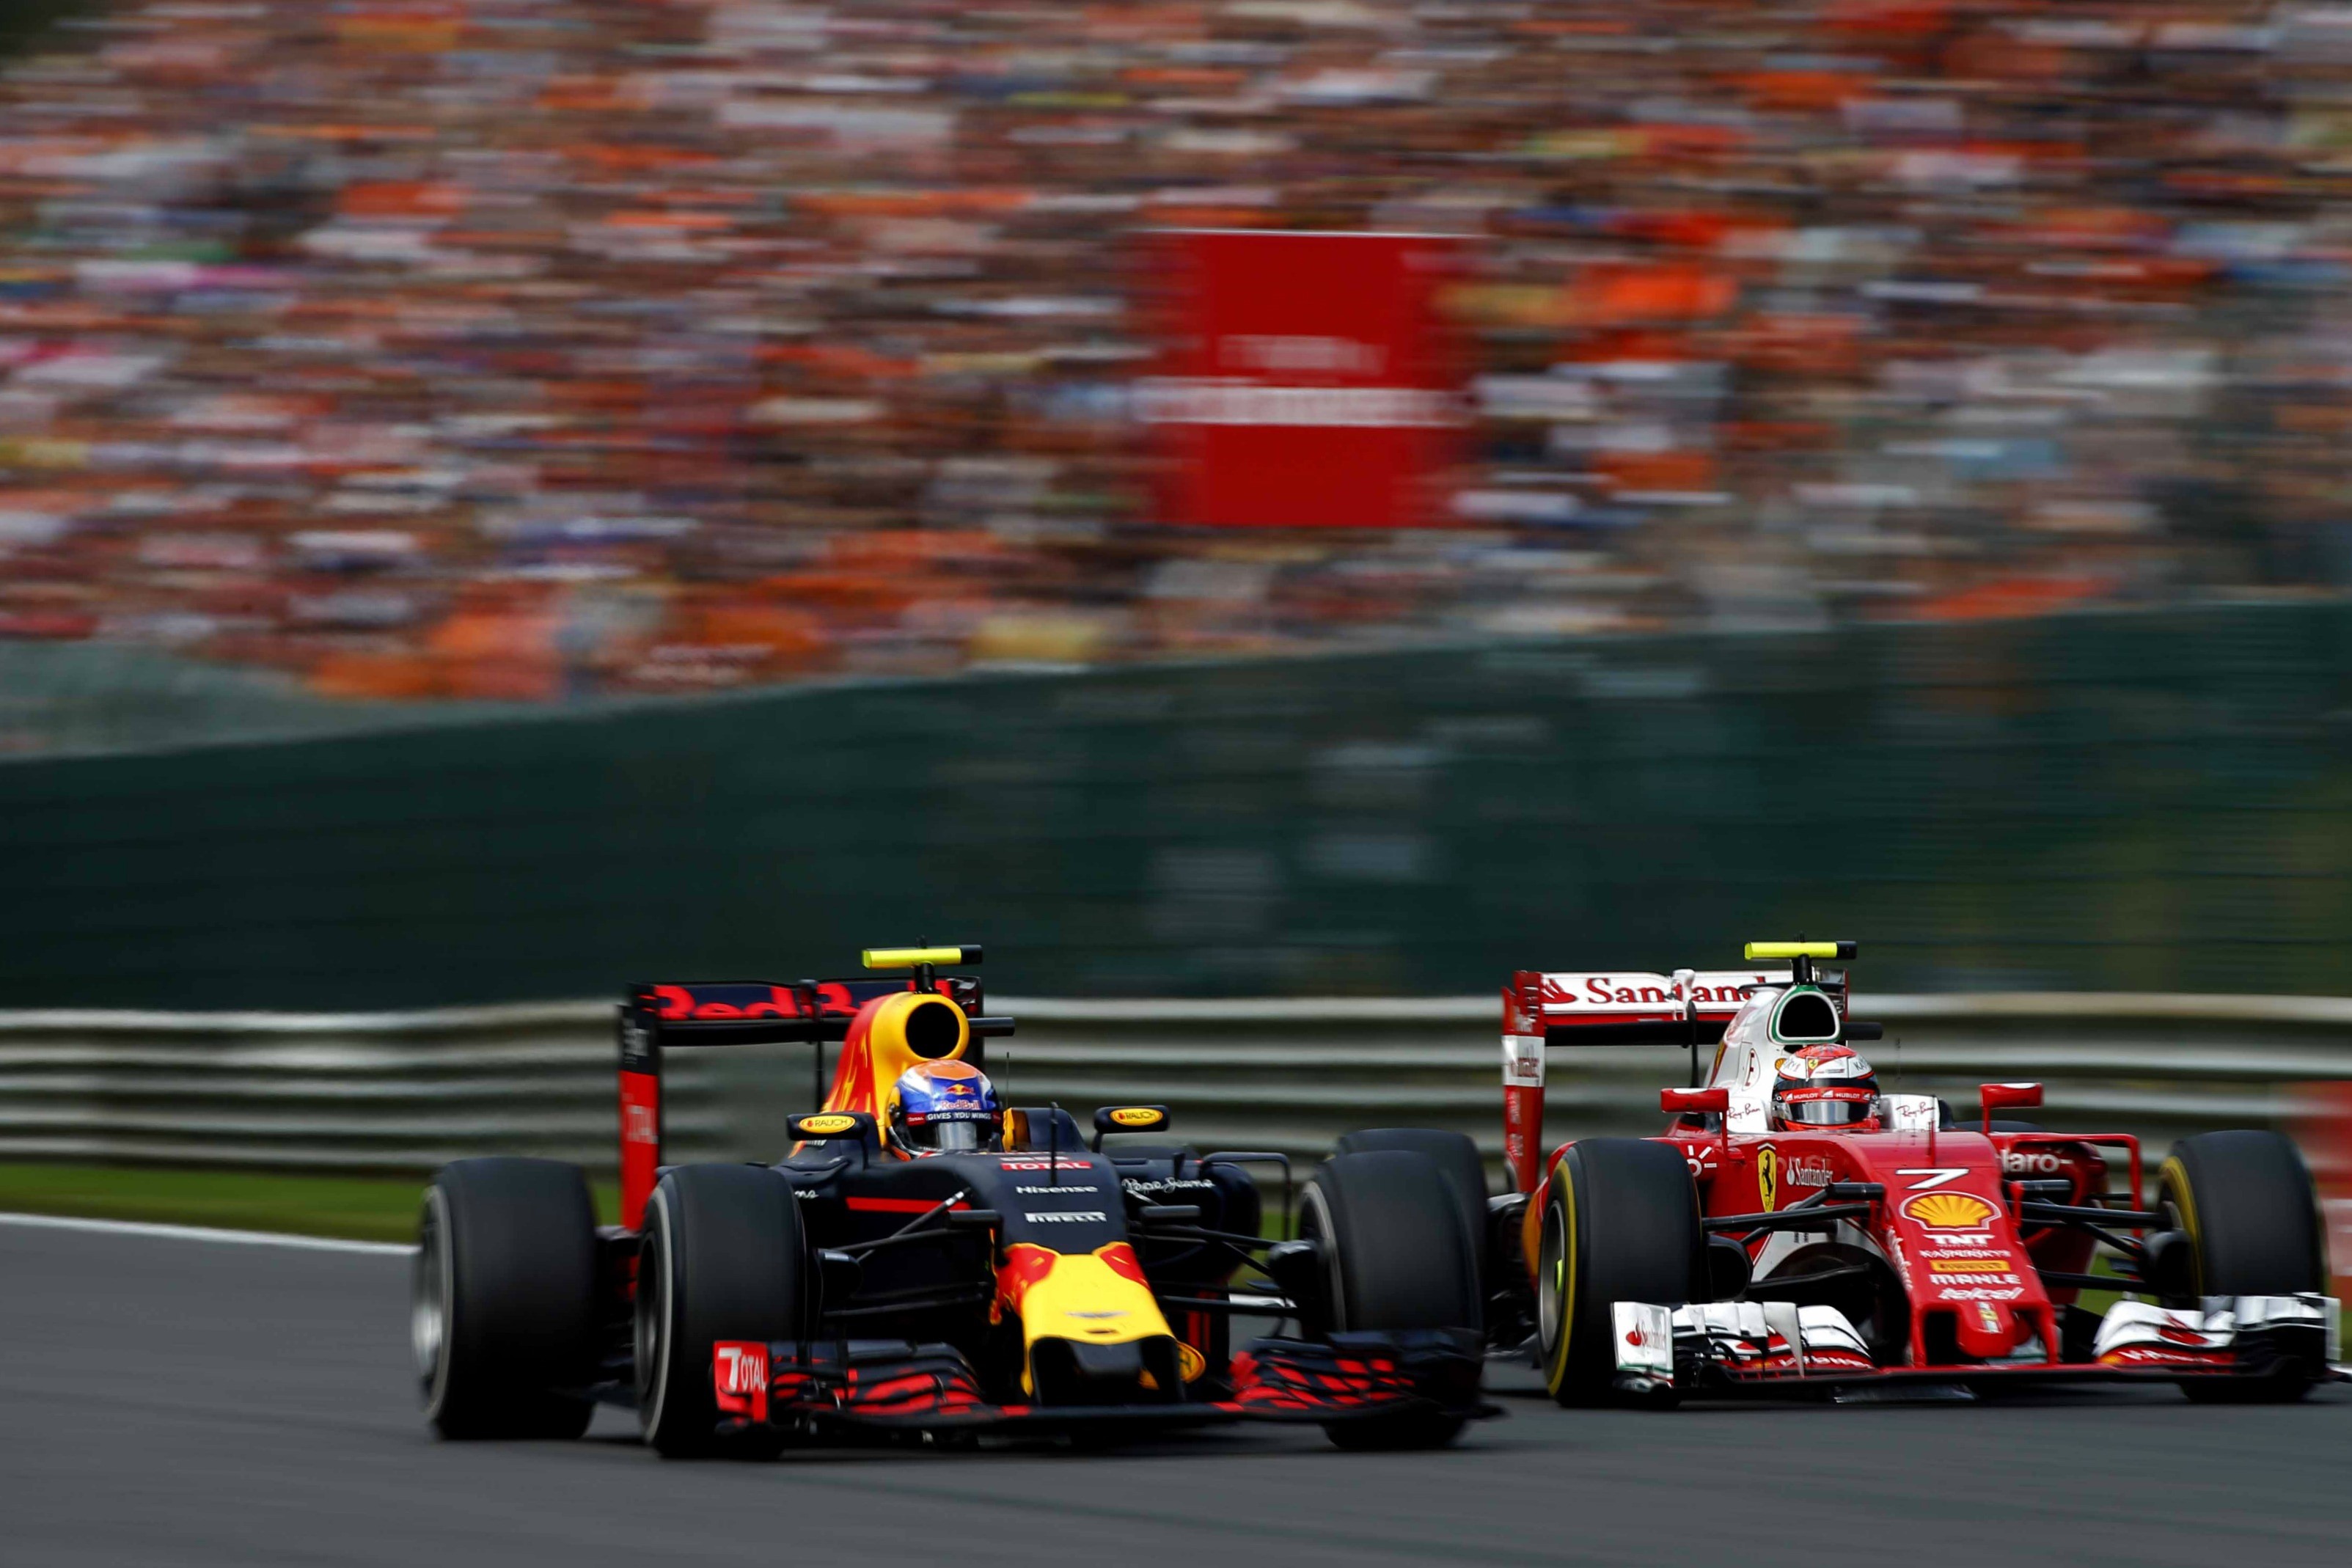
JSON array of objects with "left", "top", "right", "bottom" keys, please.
[{"left": 0, "top": 1211, "right": 412, "bottom": 1256}]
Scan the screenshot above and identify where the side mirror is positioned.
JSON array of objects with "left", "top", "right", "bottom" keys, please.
[
  {"left": 1091, "top": 1104, "right": 1171, "bottom": 1150},
  {"left": 1845, "top": 1020, "right": 1884, "bottom": 1041},
  {"left": 1979, "top": 1082, "right": 2043, "bottom": 1131},
  {"left": 813, "top": 1248, "right": 863, "bottom": 1305},
  {"left": 1661, "top": 1087, "right": 1729, "bottom": 1116},
  {"left": 790, "top": 1110, "right": 873, "bottom": 1143}
]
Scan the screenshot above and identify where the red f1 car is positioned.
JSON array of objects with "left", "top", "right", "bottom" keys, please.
[
  {"left": 1490, "top": 940, "right": 2342, "bottom": 1404},
  {"left": 412, "top": 945, "right": 1492, "bottom": 1454}
]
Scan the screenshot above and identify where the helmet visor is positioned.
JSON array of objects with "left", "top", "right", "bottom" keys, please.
[
  {"left": 926, "top": 1118, "right": 990, "bottom": 1152},
  {"left": 1781, "top": 1094, "right": 1875, "bottom": 1126}
]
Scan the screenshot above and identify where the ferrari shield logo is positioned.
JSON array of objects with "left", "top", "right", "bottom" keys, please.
[{"left": 1756, "top": 1145, "right": 1778, "bottom": 1212}]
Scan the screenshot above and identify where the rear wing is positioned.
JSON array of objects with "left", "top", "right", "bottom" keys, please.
[
  {"left": 617, "top": 955, "right": 1011, "bottom": 1228},
  {"left": 1500, "top": 946, "right": 1857, "bottom": 1195},
  {"left": 1506, "top": 968, "right": 1808, "bottom": 1047}
]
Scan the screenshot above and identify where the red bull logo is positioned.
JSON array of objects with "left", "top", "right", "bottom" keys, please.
[{"left": 648, "top": 983, "right": 825, "bottom": 1021}]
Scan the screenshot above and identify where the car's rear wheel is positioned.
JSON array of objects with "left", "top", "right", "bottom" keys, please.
[
  {"left": 2158, "top": 1131, "right": 2328, "bottom": 1404},
  {"left": 416, "top": 1157, "right": 597, "bottom": 1440},
  {"left": 1536, "top": 1137, "right": 1704, "bottom": 1407},
  {"left": 1299, "top": 1149, "right": 1481, "bottom": 1451},
  {"left": 636, "top": 1164, "right": 805, "bottom": 1457}
]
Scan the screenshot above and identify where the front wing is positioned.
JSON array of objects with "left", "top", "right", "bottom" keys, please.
[
  {"left": 711, "top": 1330, "right": 1498, "bottom": 1437},
  {"left": 1608, "top": 1294, "right": 2343, "bottom": 1396}
]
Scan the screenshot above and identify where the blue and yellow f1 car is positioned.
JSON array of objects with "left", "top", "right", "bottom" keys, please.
[{"left": 412, "top": 945, "right": 1493, "bottom": 1454}]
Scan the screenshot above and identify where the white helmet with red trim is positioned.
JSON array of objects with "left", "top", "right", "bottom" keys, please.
[{"left": 1770, "top": 1043, "right": 1880, "bottom": 1131}]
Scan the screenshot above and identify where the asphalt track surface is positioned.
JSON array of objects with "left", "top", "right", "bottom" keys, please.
[{"left": 7, "top": 1222, "right": 2351, "bottom": 1568}]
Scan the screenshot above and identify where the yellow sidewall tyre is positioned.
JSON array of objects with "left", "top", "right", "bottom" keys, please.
[
  {"left": 1534, "top": 1138, "right": 1703, "bottom": 1408},
  {"left": 2157, "top": 1132, "right": 2326, "bottom": 1404}
]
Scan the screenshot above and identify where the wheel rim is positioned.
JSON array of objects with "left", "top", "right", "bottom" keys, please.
[
  {"left": 2158, "top": 1160, "right": 2202, "bottom": 1301},
  {"left": 1298, "top": 1183, "right": 1346, "bottom": 1333},
  {"left": 634, "top": 1192, "right": 671, "bottom": 1433},
  {"left": 411, "top": 1191, "right": 448, "bottom": 1410},
  {"left": 634, "top": 1234, "right": 662, "bottom": 1399},
  {"left": 1536, "top": 1202, "right": 1565, "bottom": 1352}
]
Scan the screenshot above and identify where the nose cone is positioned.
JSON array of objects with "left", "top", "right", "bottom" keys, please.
[
  {"left": 1952, "top": 1300, "right": 2023, "bottom": 1360},
  {"left": 997, "top": 1242, "right": 1195, "bottom": 1402}
]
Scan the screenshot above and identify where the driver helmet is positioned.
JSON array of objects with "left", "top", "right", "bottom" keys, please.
[
  {"left": 887, "top": 1060, "right": 1001, "bottom": 1154},
  {"left": 1771, "top": 1043, "right": 1880, "bottom": 1131}
]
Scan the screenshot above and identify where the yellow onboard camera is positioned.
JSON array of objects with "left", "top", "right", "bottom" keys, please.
[
  {"left": 863, "top": 945, "right": 983, "bottom": 970},
  {"left": 1744, "top": 940, "right": 1858, "bottom": 961},
  {"left": 1745, "top": 939, "right": 1857, "bottom": 985}
]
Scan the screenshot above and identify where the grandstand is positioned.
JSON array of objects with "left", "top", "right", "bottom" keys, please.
[{"left": 2, "top": 1, "right": 2348, "bottom": 724}]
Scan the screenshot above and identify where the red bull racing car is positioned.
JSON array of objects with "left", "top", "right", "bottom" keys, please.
[
  {"left": 1490, "top": 940, "right": 2343, "bottom": 1404},
  {"left": 412, "top": 945, "right": 1492, "bottom": 1454}
]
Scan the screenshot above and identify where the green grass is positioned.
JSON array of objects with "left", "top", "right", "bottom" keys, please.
[
  {"left": 2072, "top": 1253, "right": 2131, "bottom": 1322},
  {"left": 0, "top": 1162, "right": 620, "bottom": 1244}
]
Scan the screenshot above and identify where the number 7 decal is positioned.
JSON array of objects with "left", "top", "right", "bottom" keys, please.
[{"left": 1897, "top": 1168, "right": 1968, "bottom": 1190}]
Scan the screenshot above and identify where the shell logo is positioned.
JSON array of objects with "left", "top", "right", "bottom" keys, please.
[{"left": 1903, "top": 1191, "right": 1997, "bottom": 1231}]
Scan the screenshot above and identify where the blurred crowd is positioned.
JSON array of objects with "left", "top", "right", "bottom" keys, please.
[{"left": 4, "top": 1, "right": 2352, "bottom": 701}]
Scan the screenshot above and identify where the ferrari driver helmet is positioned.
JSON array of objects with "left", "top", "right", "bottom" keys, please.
[
  {"left": 888, "top": 1060, "right": 1002, "bottom": 1154},
  {"left": 1771, "top": 1043, "right": 1881, "bottom": 1130}
]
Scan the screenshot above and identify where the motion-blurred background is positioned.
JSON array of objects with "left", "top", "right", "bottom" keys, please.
[{"left": 0, "top": 1, "right": 2347, "bottom": 1270}]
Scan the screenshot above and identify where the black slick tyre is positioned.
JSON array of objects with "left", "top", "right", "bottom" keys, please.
[
  {"left": 415, "top": 1157, "right": 598, "bottom": 1440},
  {"left": 636, "top": 1164, "right": 805, "bottom": 1457},
  {"left": 1333, "top": 1128, "right": 1491, "bottom": 1285},
  {"left": 1536, "top": 1137, "right": 1704, "bottom": 1408},
  {"left": 1299, "top": 1149, "right": 1481, "bottom": 1451},
  {"left": 2157, "top": 1131, "right": 2327, "bottom": 1404}
]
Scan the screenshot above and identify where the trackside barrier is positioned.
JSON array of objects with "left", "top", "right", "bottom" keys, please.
[
  {"left": 0, "top": 1003, "right": 724, "bottom": 1172},
  {"left": 1, "top": 995, "right": 2349, "bottom": 1190}
]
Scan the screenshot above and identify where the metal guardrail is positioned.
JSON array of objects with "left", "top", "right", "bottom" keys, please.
[
  {"left": 1, "top": 994, "right": 2348, "bottom": 1180},
  {"left": 0, "top": 1003, "right": 719, "bottom": 1172}
]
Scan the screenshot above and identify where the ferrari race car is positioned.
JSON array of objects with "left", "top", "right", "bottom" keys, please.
[
  {"left": 412, "top": 945, "right": 1492, "bottom": 1454},
  {"left": 1487, "top": 939, "right": 2343, "bottom": 1404}
]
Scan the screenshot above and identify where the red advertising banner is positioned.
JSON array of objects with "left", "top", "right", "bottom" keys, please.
[{"left": 1140, "top": 230, "right": 1465, "bottom": 529}]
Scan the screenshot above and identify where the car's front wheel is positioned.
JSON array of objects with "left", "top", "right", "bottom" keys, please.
[
  {"left": 415, "top": 1157, "right": 597, "bottom": 1440},
  {"left": 1536, "top": 1137, "right": 1704, "bottom": 1407},
  {"left": 636, "top": 1164, "right": 805, "bottom": 1457},
  {"left": 1298, "top": 1148, "right": 1481, "bottom": 1451},
  {"left": 2158, "top": 1131, "right": 2329, "bottom": 1404}
]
